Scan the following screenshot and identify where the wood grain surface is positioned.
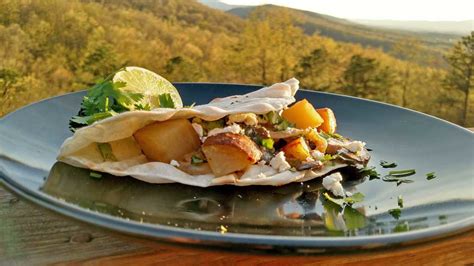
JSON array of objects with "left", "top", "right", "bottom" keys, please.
[{"left": 1, "top": 129, "right": 473, "bottom": 265}]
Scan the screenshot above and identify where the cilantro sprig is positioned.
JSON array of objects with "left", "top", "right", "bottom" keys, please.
[
  {"left": 69, "top": 75, "right": 144, "bottom": 131},
  {"left": 69, "top": 73, "right": 178, "bottom": 131}
]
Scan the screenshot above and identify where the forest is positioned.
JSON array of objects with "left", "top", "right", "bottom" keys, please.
[{"left": 0, "top": 0, "right": 473, "bottom": 126}]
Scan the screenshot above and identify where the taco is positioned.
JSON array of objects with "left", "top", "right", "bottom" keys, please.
[{"left": 58, "top": 77, "right": 370, "bottom": 187}]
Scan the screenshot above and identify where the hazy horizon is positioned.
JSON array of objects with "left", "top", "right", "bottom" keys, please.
[{"left": 221, "top": 0, "right": 474, "bottom": 21}]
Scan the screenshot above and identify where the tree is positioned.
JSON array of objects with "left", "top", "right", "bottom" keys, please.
[
  {"left": 0, "top": 68, "right": 18, "bottom": 97},
  {"left": 296, "top": 47, "right": 332, "bottom": 91},
  {"left": 231, "top": 7, "right": 304, "bottom": 84},
  {"left": 444, "top": 32, "right": 474, "bottom": 126},
  {"left": 340, "top": 55, "right": 394, "bottom": 100},
  {"left": 391, "top": 38, "right": 424, "bottom": 107}
]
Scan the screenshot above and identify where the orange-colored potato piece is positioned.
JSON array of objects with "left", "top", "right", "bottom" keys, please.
[
  {"left": 202, "top": 133, "right": 262, "bottom": 177},
  {"left": 316, "top": 108, "right": 337, "bottom": 134},
  {"left": 306, "top": 129, "right": 328, "bottom": 153},
  {"left": 282, "top": 99, "right": 324, "bottom": 129},
  {"left": 134, "top": 119, "right": 201, "bottom": 163},
  {"left": 281, "top": 137, "right": 311, "bottom": 161}
]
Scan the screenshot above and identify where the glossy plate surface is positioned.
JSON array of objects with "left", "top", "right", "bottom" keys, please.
[{"left": 1, "top": 83, "right": 473, "bottom": 252}]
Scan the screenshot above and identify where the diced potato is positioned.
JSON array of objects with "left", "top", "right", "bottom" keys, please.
[
  {"left": 281, "top": 137, "right": 311, "bottom": 161},
  {"left": 134, "top": 119, "right": 201, "bottom": 163},
  {"left": 306, "top": 129, "right": 328, "bottom": 153},
  {"left": 316, "top": 108, "right": 337, "bottom": 134},
  {"left": 282, "top": 99, "right": 324, "bottom": 129},
  {"left": 108, "top": 137, "right": 143, "bottom": 161},
  {"left": 202, "top": 133, "right": 262, "bottom": 177}
]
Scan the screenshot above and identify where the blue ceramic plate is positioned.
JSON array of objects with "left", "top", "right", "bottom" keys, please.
[{"left": 1, "top": 83, "right": 473, "bottom": 252}]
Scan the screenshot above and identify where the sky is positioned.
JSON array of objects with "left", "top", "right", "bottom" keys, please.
[{"left": 222, "top": 0, "right": 474, "bottom": 21}]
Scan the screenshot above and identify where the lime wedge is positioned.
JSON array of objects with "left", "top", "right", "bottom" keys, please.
[{"left": 112, "top": 66, "right": 183, "bottom": 109}]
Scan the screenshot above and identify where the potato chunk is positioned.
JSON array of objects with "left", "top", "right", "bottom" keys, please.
[
  {"left": 282, "top": 99, "right": 324, "bottom": 129},
  {"left": 281, "top": 137, "right": 311, "bottom": 161},
  {"left": 202, "top": 133, "right": 262, "bottom": 177},
  {"left": 316, "top": 108, "right": 337, "bottom": 134},
  {"left": 134, "top": 119, "right": 201, "bottom": 163}
]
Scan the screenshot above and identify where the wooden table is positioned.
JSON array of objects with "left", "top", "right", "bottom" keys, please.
[{"left": 1, "top": 130, "right": 473, "bottom": 265}]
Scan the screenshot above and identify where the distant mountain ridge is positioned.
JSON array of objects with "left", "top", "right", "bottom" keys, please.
[
  {"left": 226, "top": 4, "right": 460, "bottom": 65},
  {"left": 198, "top": 0, "right": 247, "bottom": 11},
  {"left": 352, "top": 19, "right": 473, "bottom": 35}
]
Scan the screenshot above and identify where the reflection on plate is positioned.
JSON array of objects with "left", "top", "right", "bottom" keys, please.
[
  {"left": 1, "top": 83, "right": 473, "bottom": 251},
  {"left": 42, "top": 162, "right": 471, "bottom": 238}
]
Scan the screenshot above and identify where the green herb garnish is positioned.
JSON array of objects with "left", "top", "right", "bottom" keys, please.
[
  {"left": 359, "top": 166, "right": 380, "bottom": 180},
  {"left": 388, "top": 208, "right": 401, "bottom": 220},
  {"left": 344, "top": 192, "right": 365, "bottom": 205},
  {"left": 380, "top": 160, "right": 397, "bottom": 168},
  {"left": 388, "top": 169, "right": 416, "bottom": 177},
  {"left": 90, "top": 172, "right": 103, "bottom": 179},
  {"left": 398, "top": 195, "right": 403, "bottom": 208},
  {"left": 97, "top": 143, "right": 117, "bottom": 161},
  {"left": 322, "top": 192, "right": 365, "bottom": 207},
  {"left": 322, "top": 154, "right": 338, "bottom": 162},
  {"left": 69, "top": 74, "right": 145, "bottom": 131},
  {"left": 260, "top": 138, "right": 274, "bottom": 149},
  {"left": 134, "top": 102, "right": 151, "bottom": 110},
  {"left": 158, "top": 93, "right": 175, "bottom": 108},
  {"left": 191, "top": 155, "right": 205, "bottom": 165},
  {"left": 265, "top": 111, "right": 294, "bottom": 131},
  {"left": 328, "top": 132, "right": 344, "bottom": 140},
  {"left": 382, "top": 175, "right": 414, "bottom": 186},
  {"left": 201, "top": 119, "right": 225, "bottom": 131},
  {"left": 426, "top": 172, "right": 437, "bottom": 180}
]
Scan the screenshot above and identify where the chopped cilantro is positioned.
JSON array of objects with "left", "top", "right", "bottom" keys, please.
[
  {"left": 97, "top": 143, "right": 116, "bottom": 161},
  {"left": 344, "top": 192, "right": 365, "bottom": 205},
  {"left": 265, "top": 111, "right": 294, "bottom": 131},
  {"left": 398, "top": 195, "right": 403, "bottom": 208},
  {"left": 388, "top": 169, "right": 416, "bottom": 177},
  {"left": 90, "top": 172, "right": 103, "bottom": 179},
  {"left": 158, "top": 93, "right": 175, "bottom": 108},
  {"left": 359, "top": 166, "right": 380, "bottom": 180},
  {"left": 322, "top": 191, "right": 365, "bottom": 207},
  {"left": 322, "top": 154, "right": 338, "bottom": 161},
  {"left": 426, "top": 172, "right": 437, "bottom": 180},
  {"left": 380, "top": 160, "right": 397, "bottom": 168},
  {"left": 260, "top": 138, "right": 274, "bottom": 149},
  {"left": 318, "top": 131, "right": 331, "bottom": 139},
  {"left": 201, "top": 119, "right": 225, "bottom": 131},
  {"left": 328, "top": 132, "right": 344, "bottom": 140},
  {"left": 191, "top": 155, "right": 205, "bottom": 165},
  {"left": 388, "top": 208, "right": 401, "bottom": 220},
  {"left": 382, "top": 175, "right": 414, "bottom": 186}
]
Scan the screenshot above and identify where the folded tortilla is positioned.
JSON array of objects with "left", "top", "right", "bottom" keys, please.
[{"left": 57, "top": 78, "right": 349, "bottom": 187}]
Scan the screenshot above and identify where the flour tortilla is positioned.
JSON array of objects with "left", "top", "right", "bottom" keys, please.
[{"left": 57, "top": 78, "right": 348, "bottom": 187}]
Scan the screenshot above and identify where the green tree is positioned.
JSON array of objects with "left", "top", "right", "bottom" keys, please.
[
  {"left": 444, "top": 32, "right": 474, "bottom": 126},
  {"left": 81, "top": 45, "right": 123, "bottom": 83},
  {"left": 0, "top": 68, "right": 18, "bottom": 97},
  {"left": 296, "top": 48, "right": 332, "bottom": 91},
  {"left": 340, "top": 55, "right": 394, "bottom": 100},
  {"left": 391, "top": 38, "right": 424, "bottom": 107}
]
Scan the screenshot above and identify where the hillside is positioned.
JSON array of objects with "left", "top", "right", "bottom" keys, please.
[
  {"left": 0, "top": 0, "right": 472, "bottom": 126},
  {"left": 228, "top": 5, "right": 458, "bottom": 66}
]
